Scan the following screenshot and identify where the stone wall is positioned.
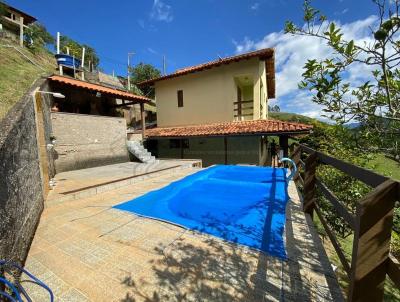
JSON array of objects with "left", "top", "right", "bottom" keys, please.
[
  {"left": 51, "top": 113, "right": 129, "bottom": 173},
  {"left": 0, "top": 78, "right": 46, "bottom": 267}
]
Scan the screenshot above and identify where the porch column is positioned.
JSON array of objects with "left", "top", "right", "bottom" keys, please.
[
  {"left": 19, "top": 17, "right": 24, "bottom": 47},
  {"left": 279, "top": 135, "right": 289, "bottom": 157},
  {"left": 224, "top": 136, "right": 228, "bottom": 165},
  {"left": 140, "top": 102, "right": 146, "bottom": 140},
  {"left": 180, "top": 139, "right": 184, "bottom": 159}
]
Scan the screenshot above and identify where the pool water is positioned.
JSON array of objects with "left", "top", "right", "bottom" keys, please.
[{"left": 113, "top": 165, "right": 289, "bottom": 259}]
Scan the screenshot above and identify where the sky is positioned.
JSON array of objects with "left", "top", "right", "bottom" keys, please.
[{"left": 7, "top": 0, "right": 379, "bottom": 119}]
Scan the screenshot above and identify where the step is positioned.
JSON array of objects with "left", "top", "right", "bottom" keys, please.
[{"left": 47, "top": 164, "right": 201, "bottom": 205}]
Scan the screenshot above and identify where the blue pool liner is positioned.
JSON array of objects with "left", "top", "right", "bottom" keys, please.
[{"left": 113, "top": 165, "right": 289, "bottom": 259}]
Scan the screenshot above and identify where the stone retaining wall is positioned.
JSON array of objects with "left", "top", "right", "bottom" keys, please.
[{"left": 0, "top": 78, "right": 46, "bottom": 266}]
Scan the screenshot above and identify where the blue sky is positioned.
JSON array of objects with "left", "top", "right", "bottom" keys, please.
[{"left": 8, "top": 0, "right": 378, "bottom": 118}]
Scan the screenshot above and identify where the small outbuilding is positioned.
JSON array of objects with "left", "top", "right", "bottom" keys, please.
[{"left": 0, "top": 3, "right": 36, "bottom": 46}]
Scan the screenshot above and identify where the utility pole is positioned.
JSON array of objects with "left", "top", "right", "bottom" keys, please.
[
  {"left": 127, "top": 52, "right": 135, "bottom": 91},
  {"left": 163, "top": 55, "right": 166, "bottom": 75}
]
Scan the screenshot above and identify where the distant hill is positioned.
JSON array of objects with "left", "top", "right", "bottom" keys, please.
[
  {"left": 268, "top": 112, "right": 317, "bottom": 124},
  {"left": 0, "top": 44, "right": 55, "bottom": 119}
]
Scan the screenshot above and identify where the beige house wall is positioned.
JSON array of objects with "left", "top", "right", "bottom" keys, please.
[{"left": 155, "top": 58, "right": 267, "bottom": 127}]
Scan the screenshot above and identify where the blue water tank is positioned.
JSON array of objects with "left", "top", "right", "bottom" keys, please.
[{"left": 55, "top": 54, "right": 81, "bottom": 68}]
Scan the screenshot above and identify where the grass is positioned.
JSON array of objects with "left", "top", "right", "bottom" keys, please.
[
  {"left": 270, "top": 111, "right": 400, "bottom": 180},
  {"left": 0, "top": 42, "right": 55, "bottom": 119},
  {"left": 367, "top": 153, "right": 400, "bottom": 181},
  {"left": 314, "top": 216, "right": 400, "bottom": 301}
]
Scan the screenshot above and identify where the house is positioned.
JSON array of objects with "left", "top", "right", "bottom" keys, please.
[
  {"left": 0, "top": 3, "right": 36, "bottom": 46},
  {"left": 139, "top": 48, "right": 312, "bottom": 166}
]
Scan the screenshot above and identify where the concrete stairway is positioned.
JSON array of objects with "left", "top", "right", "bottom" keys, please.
[{"left": 127, "top": 140, "right": 158, "bottom": 163}]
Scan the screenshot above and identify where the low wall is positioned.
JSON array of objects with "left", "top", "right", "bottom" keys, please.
[
  {"left": 0, "top": 78, "right": 46, "bottom": 266},
  {"left": 51, "top": 113, "right": 129, "bottom": 173}
]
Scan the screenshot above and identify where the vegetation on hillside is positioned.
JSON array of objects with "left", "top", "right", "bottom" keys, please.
[
  {"left": 24, "top": 23, "right": 54, "bottom": 53},
  {"left": 0, "top": 1, "right": 6, "bottom": 17},
  {"left": 269, "top": 111, "right": 315, "bottom": 124},
  {"left": 59, "top": 35, "right": 99, "bottom": 69},
  {"left": 0, "top": 46, "right": 55, "bottom": 118}
]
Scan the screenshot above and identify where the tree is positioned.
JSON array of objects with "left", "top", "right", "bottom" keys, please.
[
  {"left": 285, "top": 0, "right": 400, "bottom": 156},
  {"left": 59, "top": 35, "right": 100, "bottom": 68},
  {"left": 0, "top": 1, "right": 7, "bottom": 17},
  {"left": 130, "top": 63, "right": 161, "bottom": 98},
  {"left": 299, "top": 122, "right": 372, "bottom": 237},
  {"left": 24, "top": 23, "right": 54, "bottom": 53},
  {"left": 268, "top": 104, "right": 281, "bottom": 112}
]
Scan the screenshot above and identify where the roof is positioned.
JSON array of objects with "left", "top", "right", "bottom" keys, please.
[
  {"left": 4, "top": 4, "right": 37, "bottom": 24},
  {"left": 145, "top": 119, "right": 312, "bottom": 138},
  {"left": 138, "top": 48, "right": 276, "bottom": 99},
  {"left": 48, "top": 75, "right": 151, "bottom": 103}
]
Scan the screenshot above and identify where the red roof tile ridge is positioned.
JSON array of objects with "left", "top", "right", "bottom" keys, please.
[
  {"left": 48, "top": 75, "right": 152, "bottom": 102},
  {"left": 138, "top": 47, "right": 274, "bottom": 86}
]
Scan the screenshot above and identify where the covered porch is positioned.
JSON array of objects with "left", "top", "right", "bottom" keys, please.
[
  {"left": 47, "top": 75, "right": 151, "bottom": 140},
  {"left": 144, "top": 119, "right": 312, "bottom": 167}
]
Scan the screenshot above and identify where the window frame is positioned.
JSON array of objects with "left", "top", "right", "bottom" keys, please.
[{"left": 177, "top": 90, "right": 183, "bottom": 107}]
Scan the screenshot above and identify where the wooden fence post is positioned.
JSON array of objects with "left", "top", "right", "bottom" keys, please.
[
  {"left": 348, "top": 180, "right": 399, "bottom": 302},
  {"left": 303, "top": 151, "right": 318, "bottom": 216}
]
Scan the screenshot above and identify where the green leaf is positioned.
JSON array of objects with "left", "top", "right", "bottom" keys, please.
[
  {"left": 330, "top": 22, "right": 335, "bottom": 34},
  {"left": 346, "top": 40, "right": 354, "bottom": 56}
]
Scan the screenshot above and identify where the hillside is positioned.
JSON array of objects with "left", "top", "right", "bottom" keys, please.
[
  {"left": 0, "top": 45, "right": 55, "bottom": 118},
  {"left": 269, "top": 111, "right": 316, "bottom": 124}
]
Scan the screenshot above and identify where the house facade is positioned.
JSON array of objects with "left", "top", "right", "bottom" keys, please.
[
  {"left": 154, "top": 55, "right": 271, "bottom": 127},
  {"left": 0, "top": 4, "right": 36, "bottom": 46},
  {"left": 139, "top": 48, "right": 311, "bottom": 167}
]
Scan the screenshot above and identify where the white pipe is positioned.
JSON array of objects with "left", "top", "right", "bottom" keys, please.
[
  {"left": 81, "top": 47, "right": 85, "bottom": 67},
  {"left": 56, "top": 32, "right": 60, "bottom": 54}
]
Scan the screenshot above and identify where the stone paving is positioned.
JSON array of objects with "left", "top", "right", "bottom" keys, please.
[
  {"left": 47, "top": 160, "right": 201, "bottom": 205},
  {"left": 23, "top": 167, "right": 344, "bottom": 301}
]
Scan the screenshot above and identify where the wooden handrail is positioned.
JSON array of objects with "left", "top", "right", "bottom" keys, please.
[
  {"left": 233, "top": 100, "right": 253, "bottom": 105},
  {"left": 296, "top": 143, "right": 389, "bottom": 188},
  {"left": 233, "top": 106, "right": 253, "bottom": 111},
  {"left": 290, "top": 143, "right": 400, "bottom": 302},
  {"left": 315, "top": 178, "right": 356, "bottom": 229}
]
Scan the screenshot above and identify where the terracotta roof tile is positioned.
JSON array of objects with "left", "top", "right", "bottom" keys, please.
[
  {"left": 138, "top": 48, "right": 276, "bottom": 99},
  {"left": 146, "top": 119, "right": 312, "bottom": 138},
  {"left": 49, "top": 75, "right": 151, "bottom": 102}
]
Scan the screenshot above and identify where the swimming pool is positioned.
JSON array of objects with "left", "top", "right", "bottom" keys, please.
[{"left": 114, "top": 165, "right": 289, "bottom": 259}]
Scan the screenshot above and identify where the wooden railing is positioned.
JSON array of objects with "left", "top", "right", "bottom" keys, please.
[
  {"left": 233, "top": 100, "right": 253, "bottom": 118},
  {"left": 290, "top": 143, "right": 400, "bottom": 302}
]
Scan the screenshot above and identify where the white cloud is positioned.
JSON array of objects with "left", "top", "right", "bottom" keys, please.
[
  {"left": 150, "top": 0, "right": 173, "bottom": 22},
  {"left": 233, "top": 15, "right": 379, "bottom": 120},
  {"left": 147, "top": 47, "right": 158, "bottom": 55},
  {"left": 251, "top": 3, "right": 260, "bottom": 10}
]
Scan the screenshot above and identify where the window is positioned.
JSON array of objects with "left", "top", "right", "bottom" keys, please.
[{"left": 177, "top": 90, "right": 183, "bottom": 107}]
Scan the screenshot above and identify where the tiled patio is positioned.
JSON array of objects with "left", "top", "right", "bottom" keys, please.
[{"left": 23, "top": 166, "right": 344, "bottom": 301}]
